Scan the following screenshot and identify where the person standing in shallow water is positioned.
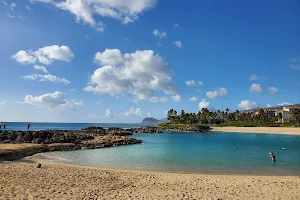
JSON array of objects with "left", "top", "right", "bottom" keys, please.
[
  {"left": 27, "top": 123, "right": 30, "bottom": 130},
  {"left": 270, "top": 152, "right": 276, "bottom": 162},
  {"left": 0, "top": 122, "right": 2, "bottom": 129},
  {"left": 3, "top": 123, "right": 5, "bottom": 130}
]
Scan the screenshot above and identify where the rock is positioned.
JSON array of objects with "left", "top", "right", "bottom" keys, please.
[
  {"left": 32, "top": 138, "right": 43, "bottom": 144},
  {"left": 24, "top": 132, "right": 33, "bottom": 142}
]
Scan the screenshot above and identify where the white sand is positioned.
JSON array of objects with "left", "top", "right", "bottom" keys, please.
[
  {"left": 212, "top": 127, "right": 300, "bottom": 135},
  {"left": 0, "top": 162, "right": 300, "bottom": 200}
]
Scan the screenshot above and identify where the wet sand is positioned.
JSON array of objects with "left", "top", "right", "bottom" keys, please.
[
  {"left": 0, "top": 161, "right": 300, "bottom": 200},
  {"left": 212, "top": 127, "right": 300, "bottom": 135}
]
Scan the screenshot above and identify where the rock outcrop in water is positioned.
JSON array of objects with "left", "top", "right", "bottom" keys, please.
[{"left": 0, "top": 129, "right": 142, "bottom": 161}]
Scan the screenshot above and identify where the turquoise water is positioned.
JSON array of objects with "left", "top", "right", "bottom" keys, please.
[{"left": 45, "top": 131, "right": 300, "bottom": 175}]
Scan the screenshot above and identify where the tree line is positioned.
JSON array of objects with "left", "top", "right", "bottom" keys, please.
[{"left": 167, "top": 108, "right": 300, "bottom": 126}]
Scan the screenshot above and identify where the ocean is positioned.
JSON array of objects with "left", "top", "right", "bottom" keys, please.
[
  {"left": 3, "top": 122, "right": 300, "bottom": 175},
  {"left": 0, "top": 122, "right": 145, "bottom": 131}
]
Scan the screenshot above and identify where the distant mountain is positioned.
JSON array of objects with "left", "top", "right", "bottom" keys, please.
[{"left": 140, "top": 117, "right": 168, "bottom": 125}]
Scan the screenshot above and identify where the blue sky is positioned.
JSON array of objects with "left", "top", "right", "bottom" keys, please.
[{"left": 0, "top": 0, "right": 299, "bottom": 123}]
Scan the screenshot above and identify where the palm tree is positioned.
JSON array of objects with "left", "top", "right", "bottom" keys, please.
[{"left": 291, "top": 109, "right": 300, "bottom": 126}]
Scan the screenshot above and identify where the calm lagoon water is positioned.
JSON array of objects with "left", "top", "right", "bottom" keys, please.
[{"left": 45, "top": 131, "right": 300, "bottom": 175}]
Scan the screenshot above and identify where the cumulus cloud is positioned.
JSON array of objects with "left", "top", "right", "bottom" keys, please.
[
  {"left": 185, "top": 80, "right": 203, "bottom": 86},
  {"left": 198, "top": 99, "right": 210, "bottom": 110},
  {"left": 249, "top": 83, "right": 263, "bottom": 93},
  {"left": 152, "top": 29, "right": 167, "bottom": 38},
  {"left": 11, "top": 50, "right": 36, "bottom": 64},
  {"left": 121, "top": 107, "right": 143, "bottom": 117},
  {"left": 249, "top": 74, "right": 265, "bottom": 81},
  {"left": 289, "top": 56, "right": 300, "bottom": 70},
  {"left": 189, "top": 96, "right": 198, "bottom": 102},
  {"left": 12, "top": 45, "right": 74, "bottom": 65},
  {"left": 149, "top": 96, "right": 168, "bottom": 103},
  {"left": 85, "top": 49, "right": 178, "bottom": 103},
  {"left": 277, "top": 102, "right": 292, "bottom": 106},
  {"left": 174, "top": 23, "right": 181, "bottom": 28},
  {"left": 33, "top": 65, "right": 49, "bottom": 73},
  {"left": 105, "top": 109, "right": 112, "bottom": 117},
  {"left": 22, "top": 91, "right": 82, "bottom": 111},
  {"left": 238, "top": 100, "right": 257, "bottom": 110},
  {"left": 174, "top": 41, "right": 182, "bottom": 48},
  {"left": 31, "top": 0, "right": 156, "bottom": 30},
  {"left": 266, "top": 86, "right": 278, "bottom": 94},
  {"left": 206, "top": 87, "right": 227, "bottom": 100},
  {"left": 171, "top": 95, "right": 182, "bottom": 103},
  {"left": 249, "top": 83, "right": 278, "bottom": 94},
  {"left": 23, "top": 74, "right": 70, "bottom": 84},
  {"left": 266, "top": 104, "right": 272, "bottom": 108}
]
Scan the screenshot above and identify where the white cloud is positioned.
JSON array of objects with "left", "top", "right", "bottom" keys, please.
[
  {"left": 0, "top": 100, "right": 7, "bottom": 105},
  {"left": 25, "top": 5, "right": 33, "bottom": 11},
  {"left": 22, "top": 91, "right": 81, "bottom": 111},
  {"left": 185, "top": 80, "right": 203, "bottom": 86},
  {"left": 152, "top": 29, "right": 167, "bottom": 39},
  {"left": 277, "top": 102, "right": 292, "bottom": 106},
  {"left": 105, "top": 109, "right": 112, "bottom": 117},
  {"left": 174, "top": 41, "right": 182, "bottom": 48},
  {"left": 31, "top": 0, "right": 156, "bottom": 30},
  {"left": 189, "top": 96, "right": 198, "bottom": 102},
  {"left": 11, "top": 50, "right": 36, "bottom": 64},
  {"left": 12, "top": 45, "right": 74, "bottom": 65},
  {"left": 249, "top": 83, "right": 263, "bottom": 93},
  {"left": 196, "top": 90, "right": 201, "bottom": 93},
  {"left": 85, "top": 49, "right": 178, "bottom": 103},
  {"left": 70, "top": 89, "right": 76, "bottom": 92},
  {"left": 238, "top": 100, "right": 257, "bottom": 110},
  {"left": 266, "top": 104, "right": 272, "bottom": 108},
  {"left": 290, "top": 56, "right": 300, "bottom": 70},
  {"left": 94, "top": 49, "right": 123, "bottom": 66},
  {"left": 149, "top": 96, "right": 168, "bottom": 103},
  {"left": 174, "top": 23, "right": 181, "bottom": 28},
  {"left": 122, "top": 107, "right": 143, "bottom": 117},
  {"left": 206, "top": 87, "right": 227, "bottom": 100},
  {"left": 171, "top": 95, "right": 182, "bottom": 103},
  {"left": 5, "top": 9, "right": 15, "bottom": 18},
  {"left": 96, "top": 100, "right": 101, "bottom": 104},
  {"left": 23, "top": 74, "right": 70, "bottom": 84},
  {"left": 33, "top": 65, "right": 49, "bottom": 73},
  {"left": 249, "top": 83, "right": 278, "bottom": 94},
  {"left": 198, "top": 99, "right": 210, "bottom": 110},
  {"left": 249, "top": 74, "right": 265, "bottom": 81},
  {"left": 71, "top": 99, "right": 83, "bottom": 106},
  {"left": 266, "top": 86, "right": 278, "bottom": 94}
]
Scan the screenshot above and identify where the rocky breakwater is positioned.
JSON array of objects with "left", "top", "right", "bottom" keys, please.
[
  {"left": 164, "top": 125, "right": 212, "bottom": 133},
  {"left": 81, "top": 127, "right": 133, "bottom": 136},
  {"left": 0, "top": 129, "right": 142, "bottom": 161},
  {"left": 131, "top": 127, "right": 164, "bottom": 133}
]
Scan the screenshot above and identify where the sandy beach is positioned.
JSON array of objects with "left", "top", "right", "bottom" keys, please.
[
  {"left": 0, "top": 161, "right": 299, "bottom": 200},
  {"left": 212, "top": 127, "right": 300, "bottom": 135}
]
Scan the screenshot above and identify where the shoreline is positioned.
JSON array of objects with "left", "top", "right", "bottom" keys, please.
[
  {"left": 20, "top": 155, "right": 300, "bottom": 176},
  {"left": 1, "top": 161, "right": 300, "bottom": 199},
  {"left": 212, "top": 126, "right": 300, "bottom": 135}
]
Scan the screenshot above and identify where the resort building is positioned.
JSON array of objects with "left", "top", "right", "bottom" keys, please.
[{"left": 275, "top": 105, "right": 300, "bottom": 123}]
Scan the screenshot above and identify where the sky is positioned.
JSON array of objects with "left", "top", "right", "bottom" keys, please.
[{"left": 0, "top": 0, "right": 299, "bottom": 123}]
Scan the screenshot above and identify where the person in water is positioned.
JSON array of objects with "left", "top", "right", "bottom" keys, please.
[
  {"left": 27, "top": 123, "right": 30, "bottom": 130},
  {"left": 270, "top": 152, "right": 276, "bottom": 162},
  {"left": 3, "top": 123, "right": 5, "bottom": 130}
]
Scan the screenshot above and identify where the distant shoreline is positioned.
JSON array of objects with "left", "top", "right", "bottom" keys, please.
[{"left": 212, "top": 127, "right": 300, "bottom": 135}]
